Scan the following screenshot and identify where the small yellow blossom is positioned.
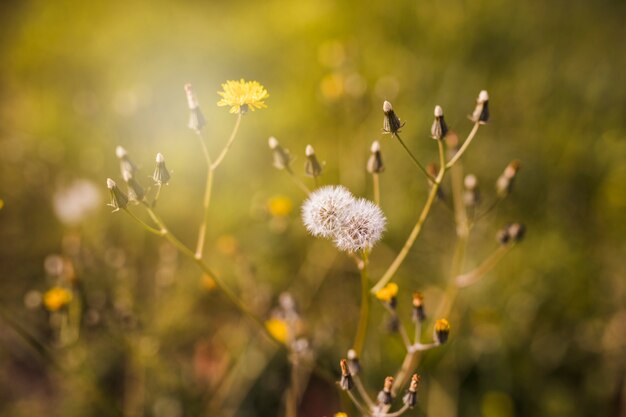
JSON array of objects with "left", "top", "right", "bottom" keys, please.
[
  {"left": 201, "top": 274, "right": 217, "bottom": 292},
  {"left": 265, "top": 318, "right": 288, "bottom": 344},
  {"left": 435, "top": 318, "right": 450, "bottom": 332},
  {"left": 335, "top": 413, "right": 348, "bottom": 417},
  {"left": 375, "top": 282, "right": 399, "bottom": 302},
  {"left": 43, "top": 287, "right": 73, "bottom": 312},
  {"left": 217, "top": 79, "right": 269, "bottom": 114},
  {"left": 268, "top": 196, "right": 293, "bottom": 217}
]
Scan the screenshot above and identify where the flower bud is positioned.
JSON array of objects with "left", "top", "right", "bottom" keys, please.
[
  {"left": 268, "top": 137, "right": 292, "bottom": 171},
  {"left": 184, "top": 84, "right": 206, "bottom": 132},
  {"left": 382, "top": 100, "right": 404, "bottom": 135},
  {"left": 412, "top": 292, "right": 426, "bottom": 323},
  {"left": 377, "top": 376, "right": 394, "bottom": 405},
  {"left": 463, "top": 174, "right": 480, "bottom": 207},
  {"left": 106, "top": 178, "right": 129, "bottom": 212},
  {"left": 116, "top": 146, "right": 138, "bottom": 177},
  {"left": 367, "top": 140, "right": 385, "bottom": 174},
  {"left": 470, "top": 90, "right": 489, "bottom": 124},
  {"left": 339, "top": 359, "right": 353, "bottom": 391},
  {"left": 431, "top": 105, "right": 449, "bottom": 140},
  {"left": 347, "top": 349, "right": 361, "bottom": 375},
  {"left": 434, "top": 319, "right": 450, "bottom": 345},
  {"left": 122, "top": 170, "right": 145, "bottom": 203},
  {"left": 152, "top": 153, "right": 171, "bottom": 185},
  {"left": 496, "top": 160, "right": 521, "bottom": 197},
  {"left": 402, "top": 374, "right": 421, "bottom": 408},
  {"left": 304, "top": 144, "right": 323, "bottom": 177},
  {"left": 507, "top": 223, "right": 526, "bottom": 242}
]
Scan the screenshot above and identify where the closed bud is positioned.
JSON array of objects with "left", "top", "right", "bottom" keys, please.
[
  {"left": 403, "top": 374, "right": 421, "bottom": 408},
  {"left": 268, "top": 137, "right": 292, "bottom": 171},
  {"left": 377, "top": 376, "right": 394, "bottom": 405},
  {"left": 463, "top": 174, "right": 480, "bottom": 207},
  {"left": 184, "top": 84, "right": 206, "bottom": 131},
  {"left": 434, "top": 319, "right": 450, "bottom": 345},
  {"left": 106, "top": 178, "right": 129, "bottom": 212},
  {"left": 304, "top": 144, "right": 323, "bottom": 177},
  {"left": 367, "top": 140, "right": 385, "bottom": 174},
  {"left": 412, "top": 292, "right": 426, "bottom": 323},
  {"left": 507, "top": 223, "right": 526, "bottom": 242},
  {"left": 152, "top": 153, "right": 171, "bottom": 185},
  {"left": 470, "top": 90, "right": 489, "bottom": 124},
  {"left": 122, "top": 170, "right": 145, "bottom": 203},
  {"left": 116, "top": 146, "right": 138, "bottom": 177},
  {"left": 347, "top": 349, "right": 361, "bottom": 375},
  {"left": 339, "top": 359, "right": 353, "bottom": 391},
  {"left": 382, "top": 101, "right": 404, "bottom": 135},
  {"left": 496, "top": 160, "right": 521, "bottom": 197},
  {"left": 431, "top": 105, "right": 449, "bottom": 140}
]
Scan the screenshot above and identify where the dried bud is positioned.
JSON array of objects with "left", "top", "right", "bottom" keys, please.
[
  {"left": 403, "top": 374, "right": 421, "bottom": 408},
  {"left": 377, "top": 376, "right": 394, "bottom": 405},
  {"left": 106, "top": 178, "right": 129, "bottom": 212},
  {"left": 304, "top": 144, "right": 323, "bottom": 177},
  {"left": 497, "top": 227, "right": 511, "bottom": 245},
  {"left": 412, "top": 292, "right": 426, "bottom": 323},
  {"left": 431, "top": 105, "right": 449, "bottom": 140},
  {"left": 184, "top": 84, "right": 206, "bottom": 131},
  {"left": 152, "top": 153, "right": 171, "bottom": 185},
  {"left": 339, "top": 359, "right": 353, "bottom": 391},
  {"left": 434, "top": 319, "right": 450, "bottom": 345},
  {"left": 382, "top": 101, "right": 404, "bottom": 135},
  {"left": 469, "top": 90, "right": 489, "bottom": 124},
  {"left": 122, "top": 170, "right": 145, "bottom": 203},
  {"left": 268, "top": 137, "right": 292, "bottom": 171},
  {"left": 496, "top": 160, "right": 521, "bottom": 197},
  {"left": 367, "top": 140, "right": 385, "bottom": 174},
  {"left": 347, "top": 349, "right": 361, "bottom": 375},
  {"left": 507, "top": 223, "right": 526, "bottom": 242},
  {"left": 463, "top": 174, "right": 480, "bottom": 207},
  {"left": 116, "top": 146, "right": 138, "bottom": 177}
]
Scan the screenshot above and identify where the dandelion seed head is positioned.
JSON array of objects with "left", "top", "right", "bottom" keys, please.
[
  {"left": 333, "top": 198, "right": 386, "bottom": 252},
  {"left": 301, "top": 185, "right": 354, "bottom": 238}
]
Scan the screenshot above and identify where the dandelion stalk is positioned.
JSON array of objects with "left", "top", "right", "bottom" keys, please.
[
  {"left": 456, "top": 244, "right": 514, "bottom": 287},
  {"left": 371, "top": 140, "right": 446, "bottom": 294},
  {"left": 445, "top": 122, "right": 480, "bottom": 169},
  {"left": 373, "top": 173, "right": 380, "bottom": 206},
  {"left": 210, "top": 113, "right": 242, "bottom": 170},
  {"left": 353, "top": 251, "right": 370, "bottom": 357},
  {"left": 394, "top": 133, "right": 436, "bottom": 182}
]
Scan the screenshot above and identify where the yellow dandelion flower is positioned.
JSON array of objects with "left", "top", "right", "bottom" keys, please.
[
  {"left": 43, "top": 287, "right": 73, "bottom": 312},
  {"left": 265, "top": 318, "right": 288, "bottom": 344},
  {"left": 268, "top": 195, "right": 293, "bottom": 217},
  {"left": 217, "top": 79, "right": 269, "bottom": 114},
  {"left": 375, "top": 282, "right": 399, "bottom": 302}
]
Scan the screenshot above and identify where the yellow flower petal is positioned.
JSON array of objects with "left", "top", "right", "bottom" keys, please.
[
  {"left": 217, "top": 79, "right": 269, "bottom": 114},
  {"left": 375, "top": 282, "right": 399, "bottom": 302},
  {"left": 43, "top": 287, "right": 73, "bottom": 312},
  {"left": 265, "top": 318, "right": 288, "bottom": 344}
]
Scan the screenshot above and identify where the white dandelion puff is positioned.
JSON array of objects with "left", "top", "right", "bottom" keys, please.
[
  {"left": 301, "top": 185, "right": 354, "bottom": 238},
  {"left": 333, "top": 198, "right": 386, "bottom": 252}
]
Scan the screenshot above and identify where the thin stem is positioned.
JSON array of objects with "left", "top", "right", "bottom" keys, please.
[
  {"left": 373, "top": 173, "right": 380, "bottom": 206},
  {"left": 286, "top": 168, "right": 311, "bottom": 195},
  {"left": 382, "top": 303, "right": 412, "bottom": 352},
  {"left": 347, "top": 389, "right": 372, "bottom": 417},
  {"left": 384, "top": 403, "right": 410, "bottom": 417},
  {"left": 123, "top": 208, "right": 163, "bottom": 236},
  {"left": 353, "top": 374, "right": 376, "bottom": 410},
  {"left": 353, "top": 251, "right": 370, "bottom": 357},
  {"left": 151, "top": 183, "right": 162, "bottom": 207},
  {"left": 473, "top": 196, "right": 503, "bottom": 223},
  {"left": 414, "top": 320, "right": 422, "bottom": 345},
  {"left": 142, "top": 206, "right": 284, "bottom": 348},
  {"left": 456, "top": 244, "right": 513, "bottom": 287},
  {"left": 445, "top": 122, "right": 480, "bottom": 169},
  {"left": 394, "top": 133, "right": 436, "bottom": 182},
  {"left": 210, "top": 113, "right": 242, "bottom": 170},
  {"left": 195, "top": 167, "right": 214, "bottom": 259},
  {"left": 370, "top": 164, "right": 446, "bottom": 294}
]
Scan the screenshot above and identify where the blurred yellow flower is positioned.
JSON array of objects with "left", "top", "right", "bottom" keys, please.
[
  {"left": 435, "top": 318, "right": 450, "bottom": 332},
  {"left": 268, "top": 196, "right": 293, "bottom": 217},
  {"left": 335, "top": 413, "right": 348, "bottom": 417},
  {"left": 43, "top": 287, "right": 72, "bottom": 311},
  {"left": 375, "top": 282, "right": 398, "bottom": 302},
  {"left": 265, "top": 318, "right": 288, "bottom": 344},
  {"left": 217, "top": 79, "right": 269, "bottom": 114},
  {"left": 0, "top": 198, "right": 4, "bottom": 210},
  {"left": 201, "top": 274, "right": 217, "bottom": 292}
]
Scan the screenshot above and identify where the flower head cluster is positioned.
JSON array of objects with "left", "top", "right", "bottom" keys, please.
[
  {"left": 301, "top": 185, "right": 386, "bottom": 252},
  {"left": 217, "top": 79, "right": 269, "bottom": 114}
]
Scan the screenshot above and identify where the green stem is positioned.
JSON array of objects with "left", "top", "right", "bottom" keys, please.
[
  {"left": 210, "top": 113, "right": 242, "bottom": 171},
  {"left": 195, "top": 166, "right": 214, "bottom": 259},
  {"left": 394, "top": 133, "right": 436, "bottom": 182},
  {"left": 445, "top": 122, "right": 480, "bottom": 169},
  {"left": 370, "top": 142, "right": 447, "bottom": 294},
  {"left": 353, "top": 251, "right": 370, "bottom": 357},
  {"left": 123, "top": 208, "right": 163, "bottom": 236},
  {"left": 372, "top": 173, "right": 380, "bottom": 206}
]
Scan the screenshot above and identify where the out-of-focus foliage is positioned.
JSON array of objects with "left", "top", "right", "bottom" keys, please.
[{"left": 1, "top": 0, "right": 625, "bottom": 416}]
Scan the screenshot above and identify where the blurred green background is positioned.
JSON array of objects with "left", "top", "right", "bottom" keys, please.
[{"left": 1, "top": 0, "right": 625, "bottom": 416}]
